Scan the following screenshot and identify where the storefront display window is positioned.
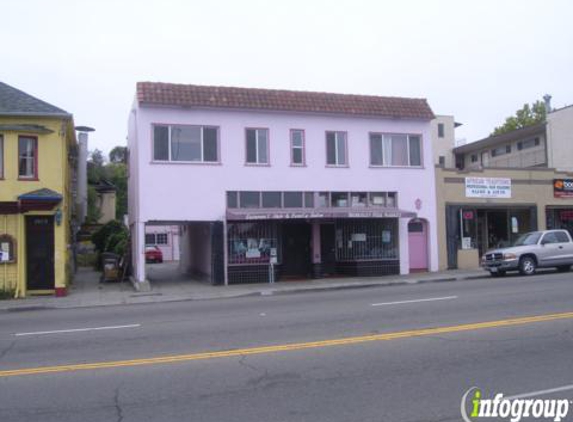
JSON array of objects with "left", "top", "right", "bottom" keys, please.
[
  {"left": 0, "top": 235, "right": 16, "bottom": 263},
  {"left": 335, "top": 219, "right": 398, "bottom": 261},
  {"left": 228, "top": 222, "right": 279, "bottom": 264}
]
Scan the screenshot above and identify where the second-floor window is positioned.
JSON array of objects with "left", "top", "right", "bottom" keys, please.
[
  {"left": 153, "top": 124, "right": 219, "bottom": 163},
  {"left": 369, "top": 133, "right": 422, "bottom": 167},
  {"left": 18, "top": 136, "right": 37, "bottom": 179},
  {"left": 326, "top": 131, "right": 347, "bottom": 166},
  {"left": 246, "top": 128, "right": 269, "bottom": 165},
  {"left": 290, "top": 130, "right": 305, "bottom": 166},
  {"left": 0, "top": 135, "right": 3, "bottom": 178},
  {"left": 438, "top": 123, "right": 445, "bottom": 138},
  {"left": 491, "top": 145, "right": 511, "bottom": 157}
]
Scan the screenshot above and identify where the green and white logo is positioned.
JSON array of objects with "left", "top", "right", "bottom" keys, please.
[{"left": 461, "top": 387, "right": 570, "bottom": 422}]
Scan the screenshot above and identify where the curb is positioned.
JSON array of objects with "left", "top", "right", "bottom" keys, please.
[{"left": 0, "top": 272, "right": 489, "bottom": 312}]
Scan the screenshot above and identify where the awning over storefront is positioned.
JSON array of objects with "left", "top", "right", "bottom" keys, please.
[{"left": 226, "top": 207, "right": 417, "bottom": 221}]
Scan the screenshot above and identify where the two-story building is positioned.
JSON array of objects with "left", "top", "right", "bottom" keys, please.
[
  {"left": 128, "top": 82, "right": 439, "bottom": 286},
  {"left": 0, "top": 82, "right": 77, "bottom": 297}
]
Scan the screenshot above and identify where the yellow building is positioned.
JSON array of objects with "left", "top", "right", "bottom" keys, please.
[{"left": 0, "top": 82, "right": 77, "bottom": 297}]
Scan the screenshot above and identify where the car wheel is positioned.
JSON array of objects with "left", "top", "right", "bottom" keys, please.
[
  {"left": 519, "top": 256, "right": 536, "bottom": 276},
  {"left": 557, "top": 265, "right": 571, "bottom": 272}
]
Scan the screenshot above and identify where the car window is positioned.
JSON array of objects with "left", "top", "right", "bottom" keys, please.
[
  {"left": 555, "top": 231, "right": 570, "bottom": 243},
  {"left": 541, "top": 232, "right": 559, "bottom": 244},
  {"left": 513, "top": 232, "right": 541, "bottom": 246}
]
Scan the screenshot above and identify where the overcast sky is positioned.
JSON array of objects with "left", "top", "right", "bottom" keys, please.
[{"left": 2, "top": 0, "right": 572, "bottom": 157}]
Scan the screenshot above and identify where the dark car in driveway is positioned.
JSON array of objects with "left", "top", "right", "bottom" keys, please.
[{"left": 145, "top": 246, "right": 163, "bottom": 263}]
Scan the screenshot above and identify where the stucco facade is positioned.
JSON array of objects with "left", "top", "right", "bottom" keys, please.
[
  {"left": 436, "top": 166, "right": 573, "bottom": 270},
  {"left": 129, "top": 83, "right": 439, "bottom": 285}
]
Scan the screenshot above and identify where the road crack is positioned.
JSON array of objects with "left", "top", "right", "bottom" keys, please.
[
  {"left": 114, "top": 386, "right": 124, "bottom": 422},
  {"left": 0, "top": 339, "right": 16, "bottom": 361}
]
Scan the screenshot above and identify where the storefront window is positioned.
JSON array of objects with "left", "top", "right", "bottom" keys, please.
[
  {"left": 331, "top": 192, "right": 348, "bottom": 207},
  {"left": 239, "top": 191, "right": 260, "bottom": 208},
  {"left": 369, "top": 192, "right": 386, "bottom": 206},
  {"left": 284, "top": 192, "right": 303, "bottom": 208},
  {"left": 350, "top": 192, "right": 367, "bottom": 207},
  {"left": 460, "top": 209, "right": 477, "bottom": 249},
  {"left": 304, "top": 192, "right": 314, "bottom": 208},
  {"left": 262, "top": 192, "right": 281, "bottom": 208},
  {"left": 335, "top": 219, "right": 398, "bottom": 261},
  {"left": 227, "top": 222, "right": 279, "bottom": 264},
  {"left": 227, "top": 191, "right": 238, "bottom": 208},
  {"left": 318, "top": 192, "right": 329, "bottom": 208}
]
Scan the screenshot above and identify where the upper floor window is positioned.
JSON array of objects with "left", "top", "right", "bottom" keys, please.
[
  {"left": 438, "top": 123, "right": 445, "bottom": 138},
  {"left": 246, "top": 128, "right": 269, "bottom": 165},
  {"left": 153, "top": 124, "right": 219, "bottom": 163},
  {"left": 491, "top": 145, "right": 511, "bottom": 157},
  {"left": 0, "top": 135, "right": 3, "bottom": 178},
  {"left": 517, "top": 137, "right": 540, "bottom": 151},
  {"left": 326, "top": 131, "right": 347, "bottom": 166},
  {"left": 18, "top": 136, "right": 37, "bottom": 179},
  {"left": 369, "top": 133, "right": 422, "bottom": 167},
  {"left": 290, "top": 130, "right": 305, "bottom": 166}
]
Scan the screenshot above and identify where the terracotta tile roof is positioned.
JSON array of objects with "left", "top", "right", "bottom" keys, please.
[{"left": 137, "top": 82, "right": 435, "bottom": 120}]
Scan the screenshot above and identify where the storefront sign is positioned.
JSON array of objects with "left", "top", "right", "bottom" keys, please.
[
  {"left": 554, "top": 179, "right": 573, "bottom": 198},
  {"left": 465, "top": 177, "right": 511, "bottom": 198},
  {"left": 227, "top": 209, "right": 416, "bottom": 220}
]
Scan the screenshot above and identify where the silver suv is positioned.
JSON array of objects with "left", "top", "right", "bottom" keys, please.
[{"left": 481, "top": 229, "right": 573, "bottom": 277}]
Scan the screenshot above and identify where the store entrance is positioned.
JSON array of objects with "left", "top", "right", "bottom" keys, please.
[
  {"left": 474, "top": 208, "right": 534, "bottom": 256},
  {"left": 281, "top": 222, "right": 312, "bottom": 279}
]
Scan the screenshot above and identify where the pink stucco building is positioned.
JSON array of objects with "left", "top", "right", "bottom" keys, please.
[{"left": 128, "top": 83, "right": 439, "bottom": 286}]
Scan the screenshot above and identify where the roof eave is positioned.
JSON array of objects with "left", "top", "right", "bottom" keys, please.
[{"left": 137, "top": 102, "right": 435, "bottom": 121}]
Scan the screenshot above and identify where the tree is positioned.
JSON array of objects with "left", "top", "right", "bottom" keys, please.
[
  {"left": 109, "top": 146, "right": 128, "bottom": 164},
  {"left": 491, "top": 100, "right": 547, "bottom": 136},
  {"left": 105, "top": 162, "right": 128, "bottom": 219},
  {"left": 87, "top": 149, "right": 106, "bottom": 184}
]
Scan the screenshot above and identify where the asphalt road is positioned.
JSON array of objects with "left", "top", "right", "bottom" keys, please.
[{"left": 1, "top": 271, "right": 572, "bottom": 421}]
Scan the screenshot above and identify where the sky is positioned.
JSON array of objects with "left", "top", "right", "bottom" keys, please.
[{"left": 1, "top": 0, "right": 572, "bottom": 157}]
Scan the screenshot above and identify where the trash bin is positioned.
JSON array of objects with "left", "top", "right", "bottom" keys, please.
[{"left": 101, "top": 252, "right": 121, "bottom": 282}]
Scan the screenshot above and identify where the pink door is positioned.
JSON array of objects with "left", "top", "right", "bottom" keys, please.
[{"left": 408, "top": 220, "right": 428, "bottom": 271}]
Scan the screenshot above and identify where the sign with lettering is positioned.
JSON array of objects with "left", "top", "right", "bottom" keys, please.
[
  {"left": 554, "top": 179, "right": 573, "bottom": 198},
  {"left": 465, "top": 177, "right": 511, "bottom": 198}
]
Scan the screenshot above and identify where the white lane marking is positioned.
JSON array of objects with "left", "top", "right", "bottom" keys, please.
[
  {"left": 371, "top": 296, "right": 458, "bottom": 307},
  {"left": 14, "top": 324, "right": 141, "bottom": 337},
  {"left": 505, "top": 384, "right": 573, "bottom": 400}
]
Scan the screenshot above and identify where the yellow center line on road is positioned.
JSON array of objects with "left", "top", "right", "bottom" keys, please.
[{"left": 2, "top": 311, "right": 573, "bottom": 378}]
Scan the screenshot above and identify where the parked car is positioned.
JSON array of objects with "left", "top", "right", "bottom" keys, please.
[
  {"left": 145, "top": 246, "right": 163, "bottom": 263},
  {"left": 481, "top": 230, "right": 573, "bottom": 277}
]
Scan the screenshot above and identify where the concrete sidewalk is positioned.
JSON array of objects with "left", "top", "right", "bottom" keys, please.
[{"left": 0, "top": 265, "right": 489, "bottom": 311}]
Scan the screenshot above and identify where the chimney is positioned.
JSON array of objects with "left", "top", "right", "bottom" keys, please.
[
  {"left": 543, "top": 94, "right": 552, "bottom": 113},
  {"left": 75, "top": 126, "right": 95, "bottom": 224}
]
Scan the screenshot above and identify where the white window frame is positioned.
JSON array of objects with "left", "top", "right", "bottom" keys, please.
[
  {"left": 290, "top": 129, "right": 305, "bottom": 166},
  {"left": 18, "top": 136, "right": 37, "bottom": 179},
  {"left": 245, "top": 128, "right": 270, "bottom": 165},
  {"left": 156, "top": 233, "right": 168, "bottom": 245},
  {"left": 153, "top": 124, "right": 219, "bottom": 163},
  {"left": 326, "top": 131, "right": 348, "bottom": 166},
  {"left": 369, "top": 133, "right": 423, "bottom": 167}
]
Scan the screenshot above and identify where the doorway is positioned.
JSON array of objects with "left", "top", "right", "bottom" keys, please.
[
  {"left": 408, "top": 219, "right": 428, "bottom": 272},
  {"left": 26, "top": 216, "right": 55, "bottom": 290},
  {"left": 281, "top": 222, "right": 311, "bottom": 278},
  {"left": 320, "top": 224, "right": 337, "bottom": 276}
]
